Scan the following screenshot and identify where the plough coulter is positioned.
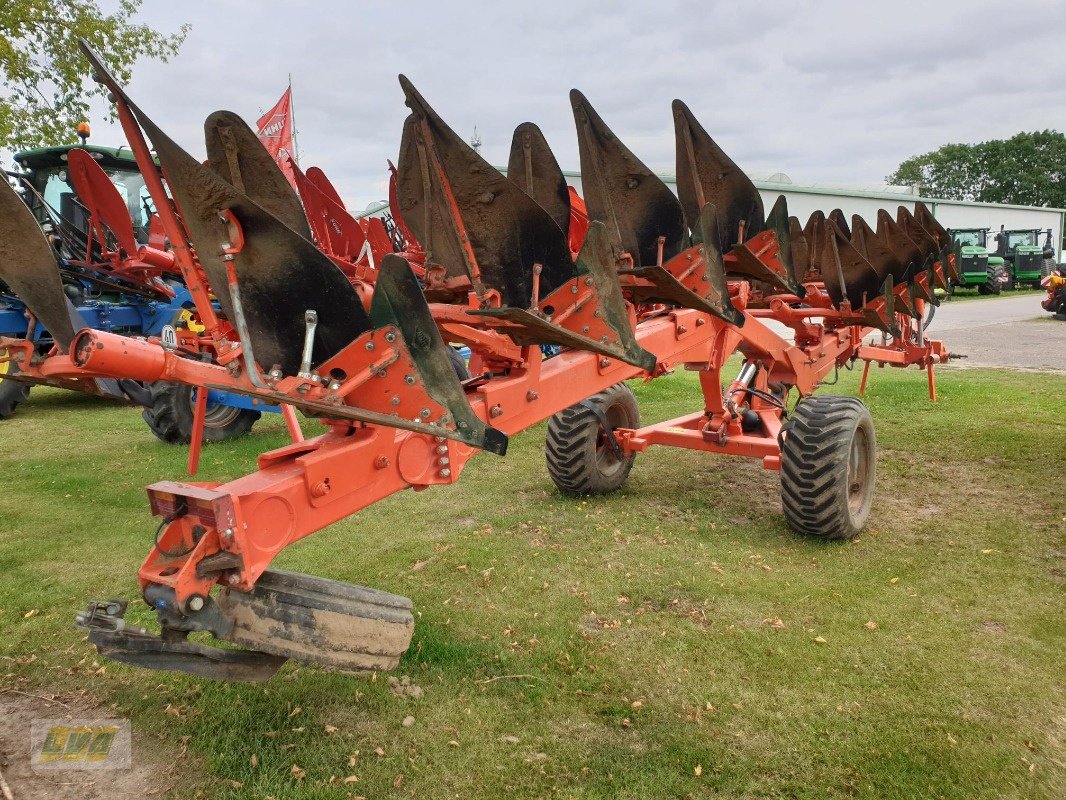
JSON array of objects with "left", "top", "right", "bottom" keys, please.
[{"left": 0, "top": 42, "right": 956, "bottom": 681}]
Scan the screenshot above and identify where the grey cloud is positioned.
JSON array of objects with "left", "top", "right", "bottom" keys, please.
[{"left": 54, "top": 0, "right": 1064, "bottom": 208}]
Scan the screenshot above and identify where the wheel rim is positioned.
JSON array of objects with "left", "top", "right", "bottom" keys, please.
[
  {"left": 846, "top": 426, "right": 871, "bottom": 515},
  {"left": 0, "top": 347, "right": 10, "bottom": 384},
  {"left": 594, "top": 403, "right": 629, "bottom": 476},
  {"left": 191, "top": 389, "right": 244, "bottom": 429}
]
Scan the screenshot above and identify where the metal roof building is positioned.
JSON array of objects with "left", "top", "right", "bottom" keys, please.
[{"left": 359, "top": 170, "right": 1066, "bottom": 260}]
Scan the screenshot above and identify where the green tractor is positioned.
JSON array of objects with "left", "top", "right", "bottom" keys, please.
[
  {"left": 948, "top": 228, "right": 1008, "bottom": 294},
  {"left": 993, "top": 227, "right": 1055, "bottom": 289}
]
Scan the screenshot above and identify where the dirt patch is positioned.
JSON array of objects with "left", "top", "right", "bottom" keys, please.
[
  {"left": 0, "top": 691, "right": 189, "bottom": 799},
  {"left": 978, "top": 621, "right": 1007, "bottom": 634}
]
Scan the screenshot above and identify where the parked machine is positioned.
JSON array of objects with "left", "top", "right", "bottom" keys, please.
[
  {"left": 1041, "top": 267, "right": 1066, "bottom": 319},
  {"left": 948, "top": 228, "right": 1007, "bottom": 294},
  {"left": 994, "top": 227, "right": 1055, "bottom": 289},
  {"left": 1, "top": 41, "right": 958, "bottom": 682},
  {"left": 0, "top": 135, "right": 273, "bottom": 441}
]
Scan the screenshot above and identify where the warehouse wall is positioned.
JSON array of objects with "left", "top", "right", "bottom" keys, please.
[{"left": 564, "top": 174, "right": 1064, "bottom": 261}]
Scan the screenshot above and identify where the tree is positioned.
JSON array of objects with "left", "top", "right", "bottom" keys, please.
[
  {"left": 0, "top": 0, "right": 188, "bottom": 151},
  {"left": 887, "top": 131, "right": 1066, "bottom": 208}
]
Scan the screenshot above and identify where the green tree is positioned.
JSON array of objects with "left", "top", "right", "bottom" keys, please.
[
  {"left": 0, "top": 0, "right": 188, "bottom": 151},
  {"left": 887, "top": 131, "right": 1066, "bottom": 208}
]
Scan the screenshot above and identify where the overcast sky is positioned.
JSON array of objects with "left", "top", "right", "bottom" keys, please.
[{"left": 76, "top": 0, "right": 1066, "bottom": 211}]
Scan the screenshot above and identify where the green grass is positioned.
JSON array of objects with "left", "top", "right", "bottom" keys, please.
[
  {"left": 1, "top": 365, "right": 1064, "bottom": 799},
  {"left": 941, "top": 287, "right": 1044, "bottom": 302}
]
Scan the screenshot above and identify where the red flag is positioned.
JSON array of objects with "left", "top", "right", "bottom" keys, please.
[{"left": 256, "top": 87, "right": 297, "bottom": 188}]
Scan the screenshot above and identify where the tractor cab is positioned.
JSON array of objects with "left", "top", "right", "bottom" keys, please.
[
  {"left": 994, "top": 227, "right": 1052, "bottom": 287},
  {"left": 11, "top": 141, "right": 155, "bottom": 257}
]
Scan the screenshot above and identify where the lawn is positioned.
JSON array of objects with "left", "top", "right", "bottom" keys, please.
[{"left": 0, "top": 363, "right": 1063, "bottom": 799}]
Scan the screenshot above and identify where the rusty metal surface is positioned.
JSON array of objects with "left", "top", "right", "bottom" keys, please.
[
  {"left": 875, "top": 210, "right": 921, "bottom": 285},
  {"left": 672, "top": 99, "right": 764, "bottom": 250},
  {"left": 571, "top": 90, "right": 685, "bottom": 266},
  {"left": 396, "top": 77, "right": 573, "bottom": 308},
  {"left": 850, "top": 214, "right": 901, "bottom": 284},
  {"left": 470, "top": 223, "right": 656, "bottom": 371},
  {"left": 765, "top": 195, "right": 802, "bottom": 294},
  {"left": 828, "top": 209, "right": 851, "bottom": 239},
  {"left": 0, "top": 179, "right": 78, "bottom": 349},
  {"left": 80, "top": 46, "right": 370, "bottom": 375},
  {"left": 204, "top": 110, "right": 312, "bottom": 240},
  {"left": 89, "top": 628, "right": 287, "bottom": 682},
  {"left": 371, "top": 255, "right": 507, "bottom": 455},
  {"left": 789, "top": 217, "right": 810, "bottom": 275},
  {"left": 810, "top": 214, "right": 883, "bottom": 309},
  {"left": 507, "top": 122, "right": 572, "bottom": 238}
]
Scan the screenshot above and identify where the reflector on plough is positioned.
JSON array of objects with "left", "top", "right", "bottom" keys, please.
[{"left": 0, "top": 43, "right": 959, "bottom": 683}]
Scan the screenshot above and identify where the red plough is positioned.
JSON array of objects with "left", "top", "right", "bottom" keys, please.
[{"left": 2, "top": 43, "right": 953, "bottom": 681}]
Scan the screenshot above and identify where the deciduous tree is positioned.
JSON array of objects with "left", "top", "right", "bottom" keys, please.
[
  {"left": 887, "top": 131, "right": 1066, "bottom": 208},
  {"left": 0, "top": 0, "right": 187, "bottom": 150}
]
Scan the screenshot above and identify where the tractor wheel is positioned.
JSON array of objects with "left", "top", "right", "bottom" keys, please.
[
  {"left": 780, "top": 395, "right": 876, "bottom": 541},
  {"left": 0, "top": 351, "right": 30, "bottom": 420},
  {"left": 1002, "top": 274, "right": 1015, "bottom": 291},
  {"left": 142, "top": 381, "right": 260, "bottom": 444},
  {"left": 447, "top": 346, "right": 470, "bottom": 380},
  {"left": 545, "top": 382, "right": 639, "bottom": 495},
  {"left": 1041, "top": 258, "right": 1056, "bottom": 279}
]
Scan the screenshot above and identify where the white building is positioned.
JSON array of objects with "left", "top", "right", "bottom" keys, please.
[
  {"left": 359, "top": 171, "right": 1066, "bottom": 260},
  {"left": 563, "top": 171, "right": 1066, "bottom": 261}
]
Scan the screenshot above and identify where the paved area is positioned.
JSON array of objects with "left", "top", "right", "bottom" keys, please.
[{"left": 928, "top": 294, "right": 1066, "bottom": 371}]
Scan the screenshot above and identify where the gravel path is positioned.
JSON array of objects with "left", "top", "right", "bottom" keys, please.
[{"left": 929, "top": 294, "right": 1066, "bottom": 370}]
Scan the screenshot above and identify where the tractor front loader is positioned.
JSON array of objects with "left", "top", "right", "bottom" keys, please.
[{"left": 0, "top": 42, "right": 952, "bottom": 682}]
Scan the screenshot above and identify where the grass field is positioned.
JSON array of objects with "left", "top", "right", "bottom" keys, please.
[{"left": 1, "top": 364, "right": 1064, "bottom": 799}]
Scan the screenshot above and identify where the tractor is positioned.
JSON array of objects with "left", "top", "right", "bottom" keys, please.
[
  {"left": 0, "top": 133, "right": 269, "bottom": 441},
  {"left": 994, "top": 227, "right": 1055, "bottom": 289},
  {"left": 948, "top": 228, "right": 1008, "bottom": 294}
]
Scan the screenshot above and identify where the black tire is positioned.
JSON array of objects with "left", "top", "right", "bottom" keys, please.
[
  {"left": 780, "top": 395, "right": 876, "bottom": 541},
  {"left": 545, "top": 383, "right": 639, "bottom": 495},
  {"left": 1041, "top": 258, "right": 1056, "bottom": 279},
  {"left": 1002, "top": 274, "right": 1015, "bottom": 291},
  {"left": 142, "top": 381, "right": 259, "bottom": 444},
  {"left": 0, "top": 356, "right": 30, "bottom": 420},
  {"left": 447, "top": 346, "right": 470, "bottom": 380}
]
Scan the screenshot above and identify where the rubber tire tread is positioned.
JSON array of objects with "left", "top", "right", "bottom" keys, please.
[
  {"left": 141, "top": 381, "right": 187, "bottom": 443},
  {"left": 142, "top": 381, "right": 260, "bottom": 444},
  {"left": 545, "top": 382, "right": 639, "bottom": 495},
  {"left": 780, "top": 395, "right": 875, "bottom": 541},
  {"left": 0, "top": 371, "right": 30, "bottom": 420}
]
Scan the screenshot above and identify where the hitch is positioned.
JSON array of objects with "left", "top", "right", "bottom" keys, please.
[{"left": 75, "top": 597, "right": 287, "bottom": 682}]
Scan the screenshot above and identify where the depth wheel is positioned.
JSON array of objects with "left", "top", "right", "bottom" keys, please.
[
  {"left": 0, "top": 350, "right": 30, "bottom": 420},
  {"left": 780, "top": 395, "right": 876, "bottom": 541},
  {"left": 545, "top": 383, "right": 639, "bottom": 495},
  {"left": 142, "top": 381, "right": 260, "bottom": 444}
]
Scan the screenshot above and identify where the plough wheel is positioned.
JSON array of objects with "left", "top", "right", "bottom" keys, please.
[
  {"left": 142, "top": 382, "right": 260, "bottom": 444},
  {"left": 545, "top": 382, "right": 639, "bottom": 495},
  {"left": 780, "top": 395, "right": 876, "bottom": 541},
  {"left": 0, "top": 353, "right": 30, "bottom": 420}
]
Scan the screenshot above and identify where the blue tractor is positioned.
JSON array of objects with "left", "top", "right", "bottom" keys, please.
[{"left": 1, "top": 139, "right": 271, "bottom": 440}]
